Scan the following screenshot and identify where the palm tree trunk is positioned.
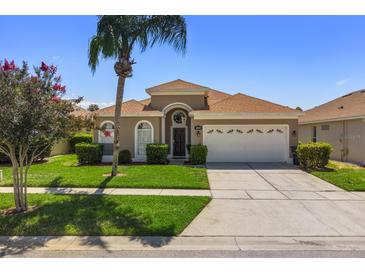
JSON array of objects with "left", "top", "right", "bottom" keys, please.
[{"left": 111, "top": 76, "right": 126, "bottom": 176}]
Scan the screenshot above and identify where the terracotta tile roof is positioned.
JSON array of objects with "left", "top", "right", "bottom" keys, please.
[
  {"left": 300, "top": 89, "right": 365, "bottom": 123},
  {"left": 194, "top": 93, "right": 299, "bottom": 113},
  {"left": 139, "top": 98, "right": 151, "bottom": 105},
  {"left": 96, "top": 99, "right": 161, "bottom": 116},
  {"left": 71, "top": 105, "right": 90, "bottom": 118},
  {"left": 95, "top": 80, "right": 299, "bottom": 116},
  {"left": 206, "top": 89, "right": 231, "bottom": 105},
  {"left": 146, "top": 79, "right": 209, "bottom": 92}
]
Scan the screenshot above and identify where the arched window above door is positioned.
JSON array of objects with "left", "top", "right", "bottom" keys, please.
[{"left": 172, "top": 110, "right": 187, "bottom": 126}]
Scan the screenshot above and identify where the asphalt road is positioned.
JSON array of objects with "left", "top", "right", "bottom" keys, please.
[{"left": 3, "top": 250, "right": 365, "bottom": 258}]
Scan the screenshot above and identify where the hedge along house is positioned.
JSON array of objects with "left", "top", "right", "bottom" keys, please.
[
  {"left": 93, "top": 79, "right": 302, "bottom": 163},
  {"left": 299, "top": 89, "right": 365, "bottom": 165}
]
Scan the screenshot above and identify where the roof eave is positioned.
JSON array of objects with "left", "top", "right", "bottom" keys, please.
[
  {"left": 96, "top": 112, "right": 163, "bottom": 118},
  {"left": 299, "top": 115, "right": 365, "bottom": 125},
  {"left": 190, "top": 112, "right": 302, "bottom": 120}
]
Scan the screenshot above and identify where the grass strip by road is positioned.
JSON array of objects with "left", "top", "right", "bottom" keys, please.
[{"left": 0, "top": 193, "right": 210, "bottom": 236}]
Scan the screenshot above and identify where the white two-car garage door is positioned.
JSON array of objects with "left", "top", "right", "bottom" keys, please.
[{"left": 203, "top": 125, "right": 289, "bottom": 162}]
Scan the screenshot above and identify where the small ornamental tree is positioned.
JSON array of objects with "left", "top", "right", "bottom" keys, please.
[
  {"left": 0, "top": 59, "right": 79, "bottom": 212},
  {"left": 87, "top": 103, "right": 99, "bottom": 112}
]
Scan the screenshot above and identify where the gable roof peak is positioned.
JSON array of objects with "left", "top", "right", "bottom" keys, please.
[{"left": 146, "top": 79, "right": 210, "bottom": 94}]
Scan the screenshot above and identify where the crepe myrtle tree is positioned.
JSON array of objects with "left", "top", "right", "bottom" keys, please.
[
  {"left": 0, "top": 59, "right": 80, "bottom": 212},
  {"left": 88, "top": 15, "right": 187, "bottom": 176}
]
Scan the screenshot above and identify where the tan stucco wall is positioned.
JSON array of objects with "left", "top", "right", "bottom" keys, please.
[
  {"left": 299, "top": 119, "right": 365, "bottom": 165},
  {"left": 191, "top": 119, "right": 299, "bottom": 157},
  {"left": 94, "top": 116, "right": 161, "bottom": 158},
  {"left": 150, "top": 95, "right": 206, "bottom": 110},
  {"left": 50, "top": 139, "right": 71, "bottom": 156}
]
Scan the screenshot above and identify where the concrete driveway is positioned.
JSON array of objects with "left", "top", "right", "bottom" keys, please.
[{"left": 182, "top": 163, "right": 365, "bottom": 236}]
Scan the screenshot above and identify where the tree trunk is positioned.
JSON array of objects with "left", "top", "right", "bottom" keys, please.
[
  {"left": 12, "top": 164, "right": 21, "bottom": 212},
  {"left": 9, "top": 147, "right": 29, "bottom": 212},
  {"left": 111, "top": 76, "right": 126, "bottom": 176}
]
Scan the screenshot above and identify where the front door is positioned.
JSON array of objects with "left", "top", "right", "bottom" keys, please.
[{"left": 173, "top": 128, "right": 186, "bottom": 157}]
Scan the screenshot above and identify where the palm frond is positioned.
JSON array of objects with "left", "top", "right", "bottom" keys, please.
[{"left": 87, "top": 15, "right": 187, "bottom": 73}]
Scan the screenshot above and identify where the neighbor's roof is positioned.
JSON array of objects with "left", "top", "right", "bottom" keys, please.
[
  {"left": 72, "top": 105, "right": 90, "bottom": 118},
  {"left": 299, "top": 89, "right": 365, "bottom": 124}
]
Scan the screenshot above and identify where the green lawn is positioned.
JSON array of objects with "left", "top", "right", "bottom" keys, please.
[
  {"left": 0, "top": 193, "right": 210, "bottom": 236},
  {"left": 312, "top": 161, "right": 365, "bottom": 191},
  {"left": 0, "top": 154, "right": 209, "bottom": 189}
]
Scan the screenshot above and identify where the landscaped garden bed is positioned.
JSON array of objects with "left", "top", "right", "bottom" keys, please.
[
  {"left": 0, "top": 193, "right": 210, "bottom": 236},
  {"left": 0, "top": 154, "right": 209, "bottom": 189}
]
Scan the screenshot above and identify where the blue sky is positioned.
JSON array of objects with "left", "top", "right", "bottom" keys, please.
[{"left": 1, "top": 15, "right": 365, "bottom": 110}]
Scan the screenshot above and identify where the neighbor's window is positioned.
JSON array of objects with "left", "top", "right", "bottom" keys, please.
[
  {"left": 321, "top": 125, "right": 330, "bottom": 131},
  {"left": 312, "top": 126, "right": 317, "bottom": 142}
]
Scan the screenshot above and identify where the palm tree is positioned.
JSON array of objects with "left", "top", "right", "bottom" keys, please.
[{"left": 88, "top": 16, "right": 187, "bottom": 176}]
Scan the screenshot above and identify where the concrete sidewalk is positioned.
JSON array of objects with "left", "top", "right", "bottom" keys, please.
[
  {"left": 0, "top": 187, "right": 211, "bottom": 196},
  {"left": 3, "top": 236, "right": 365, "bottom": 256}
]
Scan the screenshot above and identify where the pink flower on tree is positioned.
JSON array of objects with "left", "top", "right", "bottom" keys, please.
[
  {"left": 2, "top": 59, "right": 16, "bottom": 71},
  {"left": 51, "top": 95, "right": 61, "bottom": 103},
  {"left": 40, "top": 62, "right": 49, "bottom": 72},
  {"left": 52, "top": 83, "right": 66, "bottom": 93},
  {"left": 49, "top": 65, "right": 57, "bottom": 74},
  {"left": 59, "top": 85, "right": 66, "bottom": 93},
  {"left": 52, "top": 83, "right": 61, "bottom": 90}
]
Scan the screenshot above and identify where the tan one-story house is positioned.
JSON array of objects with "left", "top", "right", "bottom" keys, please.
[
  {"left": 299, "top": 89, "right": 365, "bottom": 166},
  {"left": 94, "top": 79, "right": 302, "bottom": 163},
  {"left": 51, "top": 105, "right": 91, "bottom": 156}
]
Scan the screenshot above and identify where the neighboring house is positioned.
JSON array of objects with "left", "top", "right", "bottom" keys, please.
[
  {"left": 94, "top": 79, "right": 301, "bottom": 163},
  {"left": 299, "top": 89, "right": 365, "bottom": 165},
  {"left": 50, "top": 105, "right": 91, "bottom": 156}
]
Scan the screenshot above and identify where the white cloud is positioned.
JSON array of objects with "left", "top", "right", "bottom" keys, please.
[
  {"left": 52, "top": 56, "right": 61, "bottom": 60},
  {"left": 336, "top": 78, "right": 350, "bottom": 86}
]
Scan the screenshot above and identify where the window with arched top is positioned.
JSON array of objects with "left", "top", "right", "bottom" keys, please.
[
  {"left": 135, "top": 121, "right": 154, "bottom": 158},
  {"left": 98, "top": 121, "right": 115, "bottom": 143},
  {"left": 172, "top": 110, "right": 187, "bottom": 126}
]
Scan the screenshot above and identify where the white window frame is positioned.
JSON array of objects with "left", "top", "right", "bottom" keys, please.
[
  {"left": 98, "top": 120, "right": 115, "bottom": 144},
  {"left": 134, "top": 120, "right": 154, "bottom": 160}
]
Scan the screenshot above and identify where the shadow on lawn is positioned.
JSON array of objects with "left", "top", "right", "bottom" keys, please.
[
  {"left": 0, "top": 195, "right": 175, "bottom": 256},
  {"left": 49, "top": 176, "right": 63, "bottom": 187}
]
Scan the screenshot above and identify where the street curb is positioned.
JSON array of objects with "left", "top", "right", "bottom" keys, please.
[{"left": 3, "top": 236, "right": 365, "bottom": 254}]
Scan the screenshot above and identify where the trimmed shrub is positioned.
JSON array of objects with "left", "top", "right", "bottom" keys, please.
[
  {"left": 75, "top": 143, "right": 103, "bottom": 164},
  {"left": 296, "top": 142, "right": 332, "bottom": 170},
  {"left": 189, "top": 144, "right": 208, "bottom": 165},
  {"left": 146, "top": 144, "right": 169, "bottom": 164},
  {"left": 119, "top": 149, "right": 132, "bottom": 164},
  {"left": 70, "top": 133, "right": 93, "bottom": 152}
]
